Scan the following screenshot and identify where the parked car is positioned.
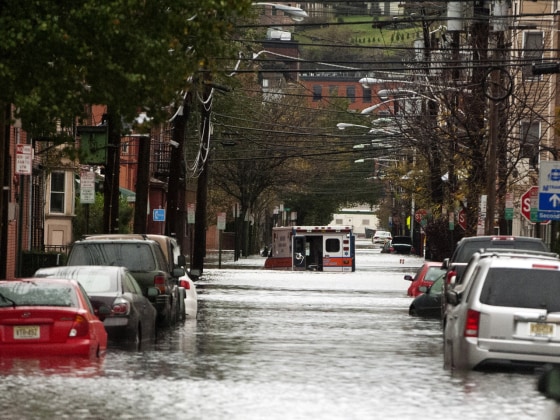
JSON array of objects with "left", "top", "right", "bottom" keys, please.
[
  {"left": 0, "top": 278, "right": 109, "bottom": 358},
  {"left": 391, "top": 236, "right": 414, "bottom": 254},
  {"left": 537, "top": 365, "right": 560, "bottom": 419},
  {"left": 380, "top": 240, "right": 393, "bottom": 254},
  {"left": 441, "top": 236, "right": 550, "bottom": 321},
  {"left": 34, "top": 266, "right": 158, "bottom": 347},
  {"left": 67, "top": 236, "right": 182, "bottom": 326},
  {"left": 372, "top": 230, "right": 392, "bottom": 245},
  {"left": 404, "top": 261, "right": 445, "bottom": 297},
  {"left": 409, "top": 272, "right": 445, "bottom": 318},
  {"left": 442, "top": 235, "right": 549, "bottom": 285},
  {"left": 443, "top": 252, "right": 560, "bottom": 371},
  {"left": 442, "top": 249, "right": 558, "bottom": 323},
  {"left": 178, "top": 275, "right": 198, "bottom": 318}
]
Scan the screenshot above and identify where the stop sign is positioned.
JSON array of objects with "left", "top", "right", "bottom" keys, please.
[
  {"left": 521, "top": 186, "right": 538, "bottom": 222},
  {"left": 458, "top": 208, "right": 467, "bottom": 230}
]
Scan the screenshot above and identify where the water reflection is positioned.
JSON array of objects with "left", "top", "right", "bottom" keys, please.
[{"left": 0, "top": 257, "right": 552, "bottom": 419}]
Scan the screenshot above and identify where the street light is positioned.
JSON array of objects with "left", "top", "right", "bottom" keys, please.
[
  {"left": 336, "top": 123, "right": 369, "bottom": 130},
  {"left": 252, "top": 3, "right": 309, "bottom": 21},
  {"left": 377, "top": 89, "right": 437, "bottom": 101}
]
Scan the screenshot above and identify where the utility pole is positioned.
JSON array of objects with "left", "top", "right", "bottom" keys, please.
[
  {"left": 465, "top": 1, "right": 490, "bottom": 236},
  {"left": 133, "top": 135, "right": 150, "bottom": 234},
  {"left": 166, "top": 92, "right": 192, "bottom": 249},
  {"left": 0, "top": 103, "right": 8, "bottom": 279},
  {"left": 103, "top": 111, "right": 121, "bottom": 234},
  {"left": 486, "top": 0, "right": 509, "bottom": 235},
  {"left": 192, "top": 80, "right": 212, "bottom": 275}
]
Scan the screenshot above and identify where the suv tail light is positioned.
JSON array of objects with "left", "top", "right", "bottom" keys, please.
[
  {"left": 154, "top": 275, "right": 166, "bottom": 294},
  {"left": 111, "top": 297, "right": 131, "bottom": 316},
  {"left": 179, "top": 279, "right": 191, "bottom": 290},
  {"left": 69, "top": 315, "right": 89, "bottom": 337},
  {"left": 464, "top": 309, "right": 480, "bottom": 337}
]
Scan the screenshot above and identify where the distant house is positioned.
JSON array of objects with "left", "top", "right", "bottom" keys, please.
[{"left": 330, "top": 206, "right": 379, "bottom": 237}]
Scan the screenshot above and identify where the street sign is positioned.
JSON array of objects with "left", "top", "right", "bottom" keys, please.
[
  {"left": 187, "top": 203, "right": 195, "bottom": 224},
  {"left": 415, "top": 209, "right": 427, "bottom": 223},
  {"left": 505, "top": 192, "right": 513, "bottom": 220},
  {"left": 217, "top": 212, "right": 226, "bottom": 230},
  {"left": 521, "top": 186, "right": 538, "bottom": 223},
  {"left": 458, "top": 208, "right": 466, "bottom": 230},
  {"left": 80, "top": 171, "right": 96, "bottom": 204},
  {"left": 539, "top": 161, "right": 560, "bottom": 220},
  {"left": 15, "top": 144, "right": 33, "bottom": 175},
  {"left": 77, "top": 126, "right": 108, "bottom": 165},
  {"left": 153, "top": 208, "right": 165, "bottom": 222}
]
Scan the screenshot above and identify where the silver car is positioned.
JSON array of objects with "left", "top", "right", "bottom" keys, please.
[{"left": 443, "top": 252, "right": 560, "bottom": 371}]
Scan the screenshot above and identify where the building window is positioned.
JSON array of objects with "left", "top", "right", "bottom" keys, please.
[
  {"left": 329, "top": 85, "right": 338, "bottom": 97},
  {"left": 362, "top": 219, "right": 370, "bottom": 226},
  {"left": 312, "top": 85, "right": 322, "bottom": 101},
  {"left": 346, "top": 86, "right": 356, "bottom": 103},
  {"left": 520, "top": 121, "right": 540, "bottom": 168},
  {"left": 363, "top": 87, "right": 372, "bottom": 103},
  {"left": 335, "top": 218, "right": 343, "bottom": 224},
  {"left": 523, "top": 31, "right": 543, "bottom": 80},
  {"left": 50, "top": 171, "right": 65, "bottom": 213}
]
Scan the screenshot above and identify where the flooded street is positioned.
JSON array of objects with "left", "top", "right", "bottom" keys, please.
[{"left": 0, "top": 247, "right": 553, "bottom": 419}]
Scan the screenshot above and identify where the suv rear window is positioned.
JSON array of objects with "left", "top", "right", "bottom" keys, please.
[
  {"left": 392, "top": 236, "right": 412, "bottom": 245},
  {"left": 479, "top": 267, "right": 560, "bottom": 311},
  {"left": 455, "top": 240, "right": 546, "bottom": 262},
  {"left": 69, "top": 243, "right": 157, "bottom": 272}
]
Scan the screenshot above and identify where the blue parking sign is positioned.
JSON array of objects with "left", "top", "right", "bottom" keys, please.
[
  {"left": 539, "top": 161, "right": 560, "bottom": 220},
  {"left": 153, "top": 209, "right": 165, "bottom": 222}
]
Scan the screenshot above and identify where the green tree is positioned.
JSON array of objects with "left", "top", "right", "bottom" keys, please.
[{"left": 73, "top": 192, "right": 133, "bottom": 238}]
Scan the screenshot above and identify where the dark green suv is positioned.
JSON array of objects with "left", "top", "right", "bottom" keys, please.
[{"left": 67, "top": 237, "right": 184, "bottom": 326}]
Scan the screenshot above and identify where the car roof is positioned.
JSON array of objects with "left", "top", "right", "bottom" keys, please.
[
  {"left": 476, "top": 254, "right": 560, "bottom": 268},
  {"left": 1, "top": 278, "right": 80, "bottom": 286},
  {"left": 35, "top": 265, "right": 128, "bottom": 275}
]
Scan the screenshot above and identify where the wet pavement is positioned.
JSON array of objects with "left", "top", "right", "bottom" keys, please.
[{"left": 0, "top": 243, "right": 553, "bottom": 419}]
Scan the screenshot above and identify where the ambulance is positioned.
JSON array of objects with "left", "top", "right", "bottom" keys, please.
[{"left": 264, "top": 226, "right": 355, "bottom": 271}]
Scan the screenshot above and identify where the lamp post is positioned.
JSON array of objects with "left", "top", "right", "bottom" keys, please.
[{"left": 252, "top": 3, "right": 309, "bottom": 21}]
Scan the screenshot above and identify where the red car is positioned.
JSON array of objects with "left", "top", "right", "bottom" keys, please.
[
  {"left": 0, "top": 278, "right": 109, "bottom": 358},
  {"left": 404, "top": 262, "right": 445, "bottom": 297}
]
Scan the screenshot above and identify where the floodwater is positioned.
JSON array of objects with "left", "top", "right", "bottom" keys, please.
[{"left": 0, "top": 245, "right": 554, "bottom": 419}]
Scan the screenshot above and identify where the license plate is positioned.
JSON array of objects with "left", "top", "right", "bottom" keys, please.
[
  {"left": 13, "top": 325, "right": 40, "bottom": 339},
  {"left": 529, "top": 322, "right": 555, "bottom": 337}
]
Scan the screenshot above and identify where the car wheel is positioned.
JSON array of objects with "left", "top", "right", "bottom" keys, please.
[
  {"left": 409, "top": 305, "right": 417, "bottom": 316},
  {"left": 443, "top": 339, "right": 452, "bottom": 370},
  {"left": 133, "top": 325, "right": 142, "bottom": 350},
  {"left": 166, "top": 296, "right": 177, "bottom": 327}
]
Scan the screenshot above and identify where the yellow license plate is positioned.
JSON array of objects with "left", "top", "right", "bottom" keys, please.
[
  {"left": 530, "top": 322, "right": 554, "bottom": 337},
  {"left": 13, "top": 325, "right": 40, "bottom": 339}
]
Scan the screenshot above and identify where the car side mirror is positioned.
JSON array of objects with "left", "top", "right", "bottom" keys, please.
[
  {"left": 177, "top": 254, "right": 186, "bottom": 267},
  {"left": 418, "top": 286, "right": 428, "bottom": 293},
  {"left": 446, "top": 290, "right": 459, "bottom": 306},
  {"left": 147, "top": 287, "right": 159, "bottom": 298},
  {"left": 188, "top": 268, "right": 201, "bottom": 281},
  {"left": 172, "top": 267, "right": 185, "bottom": 278},
  {"left": 404, "top": 275, "right": 413, "bottom": 281},
  {"left": 442, "top": 258, "right": 449, "bottom": 269}
]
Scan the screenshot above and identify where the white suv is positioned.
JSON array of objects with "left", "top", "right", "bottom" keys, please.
[{"left": 443, "top": 251, "right": 560, "bottom": 371}]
